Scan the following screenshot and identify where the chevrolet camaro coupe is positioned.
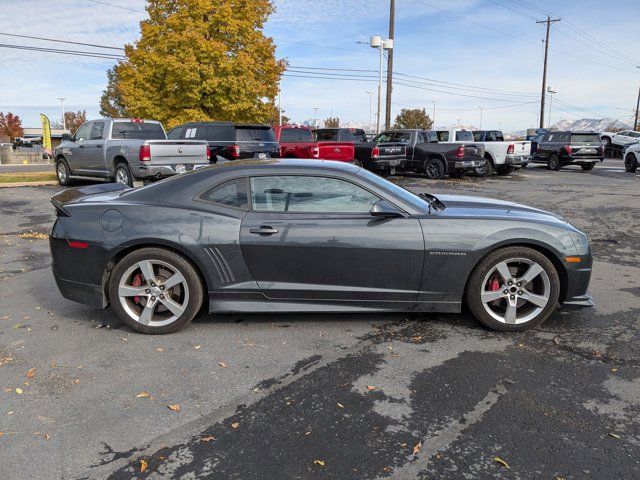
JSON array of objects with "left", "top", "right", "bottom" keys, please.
[{"left": 50, "top": 159, "right": 594, "bottom": 334}]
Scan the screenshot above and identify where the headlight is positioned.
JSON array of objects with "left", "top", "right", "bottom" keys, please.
[{"left": 569, "top": 230, "right": 590, "bottom": 256}]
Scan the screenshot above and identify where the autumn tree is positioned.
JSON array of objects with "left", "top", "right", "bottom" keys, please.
[
  {"left": 324, "top": 117, "right": 340, "bottom": 128},
  {"left": 101, "top": 0, "right": 286, "bottom": 128},
  {"left": 393, "top": 108, "right": 433, "bottom": 130},
  {"left": 0, "top": 112, "right": 24, "bottom": 142},
  {"left": 58, "top": 111, "right": 88, "bottom": 134},
  {"left": 100, "top": 67, "right": 126, "bottom": 117}
]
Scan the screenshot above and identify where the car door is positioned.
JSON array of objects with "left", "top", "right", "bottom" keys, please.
[
  {"left": 240, "top": 174, "right": 425, "bottom": 303},
  {"left": 83, "top": 121, "right": 107, "bottom": 174},
  {"left": 66, "top": 122, "right": 92, "bottom": 173}
]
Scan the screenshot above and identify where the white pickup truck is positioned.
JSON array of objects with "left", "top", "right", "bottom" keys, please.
[
  {"left": 435, "top": 129, "right": 530, "bottom": 176},
  {"left": 54, "top": 118, "right": 210, "bottom": 187}
]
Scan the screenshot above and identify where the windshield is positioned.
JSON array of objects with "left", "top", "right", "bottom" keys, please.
[
  {"left": 235, "top": 126, "right": 276, "bottom": 142},
  {"left": 111, "top": 122, "right": 166, "bottom": 140},
  {"left": 571, "top": 134, "right": 601, "bottom": 144},
  {"left": 357, "top": 168, "right": 431, "bottom": 212}
]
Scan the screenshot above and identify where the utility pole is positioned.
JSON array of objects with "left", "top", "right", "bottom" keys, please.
[
  {"left": 536, "top": 16, "right": 560, "bottom": 128},
  {"left": 365, "top": 91, "right": 374, "bottom": 133},
  {"left": 635, "top": 66, "right": 640, "bottom": 130},
  {"left": 57, "top": 97, "right": 66, "bottom": 131},
  {"left": 478, "top": 106, "right": 484, "bottom": 129},
  {"left": 431, "top": 101, "right": 436, "bottom": 128},
  {"left": 384, "top": 0, "right": 395, "bottom": 130},
  {"left": 313, "top": 106, "right": 319, "bottom": 128}
]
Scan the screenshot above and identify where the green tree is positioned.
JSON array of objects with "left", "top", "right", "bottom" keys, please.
[
  {"left": 393, "top": 108, "right": 433, "bottom": 130},
  {"left": 324, "top": 117, "right": 340, "bottom": 128},
  {"left": 0, "top": 112, "right": 24, "bottom": 142},
  {"left": 102, "top": 0, "right": 286, "bottom": 128},
  {"left": 99, "top": 67, "right": 126, "bottom": 117}
]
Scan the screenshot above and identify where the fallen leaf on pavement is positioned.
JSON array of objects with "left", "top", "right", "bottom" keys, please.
[
  {"left": 168, "top": 404, "right": 180, "bottom": 412},
  {"left": 136, "top": 392, "right": 152, "bottom": 399},
  {"left": 231, "top": 422, "right": 240, "bottom": 429},
  {"left": 156, "top": 347, "right": 164, "bottom": 352},
  {"left": 611, "top": 368, "right": 618, "bottom": 372},
  {"left": 140, "top": 459, "right": 148, "bottom": 473},
  {"left": 194, "top": 344, "right": 202, "bottom": 350},
  {"left": 366, "top": 385, "right": 376, "bottom": 391},
  {"left": 413, "top": 442, "right": 422, "bottom": 455},
  {"left": 15, "top": 388, "right": 23, "bottom": 395},
  {"left": 314, "top": 459, "right": 325, "bottom": 467},
  {"left": 26, "top": 368, "right": 36, "bottom": 378},
  {"left": 218, "top": 362, "right": 227, "bottom": 368},
  {"left": 410, "top": 335, "right": 422, "bottom": 342},
  {"left": 200, "top": 436, "right": 216, "bottom": 442},
  {"left": 608, "top": 432, "right": 621, "bottom": 439},
  {"left": 494, "top": 457, "right": 509, "bottom": 468},
  {"left": 44, "top": 433, "right": 50, "bottom": 440},
  {"left": 337, "top": 403, "right": 344, "bottom": 408}
]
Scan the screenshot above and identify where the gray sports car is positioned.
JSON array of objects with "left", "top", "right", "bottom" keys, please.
[{"left": 50, "top": 159, "right": 593, "bottom": 334}]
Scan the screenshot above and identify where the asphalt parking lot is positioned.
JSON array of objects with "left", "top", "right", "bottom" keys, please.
[{"left": 1, "top": 159, "right": 639, "bottom": 479}]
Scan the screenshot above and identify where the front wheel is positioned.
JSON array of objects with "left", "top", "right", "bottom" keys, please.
[
  {"left": 465, "top": 246, "right": 560, "bottom": 332},
  {"left": 108, "top": 248, "right": 203, "bottom": 334},
  {"left": 55, "top": 158, "right": 73, "bottom": 186},
  {"left": 496, "top": 165, "right": 515, "bottom": 176},
  {"left": 581, "top": 163, "right": 596, "bottom": 171},
  {"left": 424, "top": 158, "right": 445, "bottom": 179},
  {"left": 625, "top": 153, "right": 638, "bottom": 172},
  {"left": 548, "top": 154, "right": 561, "bottom": 171}
]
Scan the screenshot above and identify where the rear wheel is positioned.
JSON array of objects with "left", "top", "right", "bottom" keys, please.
[
  {"left": 625, "top": 153, "right": 638, "bottom": 172},
  {"left": 424, "top": 157, "right": 445, "bottom": 179},
  {"left": 496, "top": 165, "right": 515, "bottom": 176},
  {"left": 581, "top": 162, "right": 596, "bottom": 171},
  {"left": 473, "top": 155, "right": 494, "bottom": 177},
  {"left": 108, "top": 248, "right": 203, "bottom": 334},
  {"left": 55, "top": 158, "right": 73, "bottom": 186},
  {"left": 548, "top": 154, "right": 561, "bottom": 171},
  {"left": 114, "top": 162, "right": 134, "bottom": 187},
  {"left": 466, "top": 246, "right": 560, "bottom": 332}
]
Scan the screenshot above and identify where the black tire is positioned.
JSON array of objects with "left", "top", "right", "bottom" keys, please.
[
  {"left": 424, "top": 157, "right": 445, "bottom": 179},
  {"left": 465, "top": 246, "right": 560, "bottom": 332},
  {"left": 496, "top": 165, "right": 516, "bottom": 176},
  {"left": 625, "top": 153, "right": 638, "bottom": 173},
  {"left": 114, "top": 162, "right": 134, "bottom": 187},
  {"left": 581, "top": 163, "right": 596, "bottom": 171},
  {"left": 108, "top": 247, "right": 203, "bottom": 334},
  {"left": 548, "top": 154, "right": 561, "bottom": 171},
  {"left": 473, "top": 155, "right": 494, "bottom": 177},
  {"left": 55, "top": 158, "right": 73, "bottom": 186}
]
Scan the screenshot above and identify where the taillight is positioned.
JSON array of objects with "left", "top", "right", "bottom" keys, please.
[
  {"left": 455, "top": 145, "right": 465, "bottom": 158},
  {"left": 67, "top": 240, "right": 88, "bottom": 249},
  {"left": 230, "top": 144, "right": 240, "bottom": 159},
  {"left": 507, "top": 144, "right": 514, "bottom": 154},
  {"left": 372, "top": 147, "right": 379, "bottom": 158},
  {"left": 309, "top": 146, "right": 319, "bottom": 158},
  {"left": 206, "top": 145, "right": 211, "bottom": 161},
  {"left": 139, "top": 145, "right": 151, "bottom": 162},
  {"left": 564, "top": 145, "right": 572, "bottom": 155}
]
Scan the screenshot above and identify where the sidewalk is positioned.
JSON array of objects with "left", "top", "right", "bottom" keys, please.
[{"left": 0, "top": 163, "right": 55, "bottom": 173}]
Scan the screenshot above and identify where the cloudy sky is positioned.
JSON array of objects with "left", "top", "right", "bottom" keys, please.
[{"left": 0, "top": 0, "right": 638, "bottom": 131}]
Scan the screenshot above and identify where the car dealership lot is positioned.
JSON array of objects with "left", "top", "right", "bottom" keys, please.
[{"left": 1, "top": 160, "right": 639, "bottom": 479}]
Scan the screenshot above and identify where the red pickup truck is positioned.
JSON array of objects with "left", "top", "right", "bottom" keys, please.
[{"left": 273, "top": 125, "right": 355, "bottom": 162}]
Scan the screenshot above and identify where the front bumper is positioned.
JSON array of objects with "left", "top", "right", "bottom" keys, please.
[{"left": 561, "top": 292, "right": 595, "bottom": 310}]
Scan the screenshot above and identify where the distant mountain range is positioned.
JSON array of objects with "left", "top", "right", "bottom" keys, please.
[{"left": 507, "top": 117, "right": 633, "bottom": 139}]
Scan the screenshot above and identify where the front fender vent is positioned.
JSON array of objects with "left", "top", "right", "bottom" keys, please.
[{"left": 204, "top": 247, "right": 235, "bottom": 284}]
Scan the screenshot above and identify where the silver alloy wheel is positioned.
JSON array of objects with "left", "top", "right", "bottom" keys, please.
[
  {"left": 118, "top": 259, "right": 189, "bottom": 327},
  {"left": 57, "top": 162, "right": 67, "bottom": 183},
  {"left": 480, "top": 257, "right": 551, "bottom": 325},
  {"left": 116, "top": 166, "right": 129, "bottom": 185}
]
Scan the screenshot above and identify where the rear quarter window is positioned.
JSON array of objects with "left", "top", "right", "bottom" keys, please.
[{"left": 202, "top": 124, "right": 235, "bottom": 141}]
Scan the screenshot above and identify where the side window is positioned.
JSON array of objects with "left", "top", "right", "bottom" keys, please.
[
  {"left": 546, "top": 134, "right": 554, "bottom": 142},
  {"left": 74, "top": 123, "right": 91, "bottom": 141},
  {"left": 184, "top": 127, "right": 198, "bottom": 139},
  {"left": 373, "top": 132, "right": 393, "bottom": 143},
  {"left": 249, "top": 176, "right": 379, "bottom": 213},
  {"left": 89, "top": 122, "right": 105, "bottom": 140},
  {"left": 618, "top": 131, "right": 629, "bottom": 136},
  {"left": 166, "top": 126, "right": 183, "bottom": 139},
  {"left": 629, "top": 132, "right": 640, "bottom": 138},
  {"left": 200, "top": 178, "right": 248, "bottom": 209},
  {"left": 436, "top": 131, "right": 449, "bottom": 142},
  {"left": 393, "top": 132, "right": 412, "bottom": 143}
]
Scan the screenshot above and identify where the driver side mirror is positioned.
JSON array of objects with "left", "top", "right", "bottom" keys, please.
[
  {"left": 370, "top": 200, "right": 404, "bottom": 218},
  {"left": 61, "top": 133, "right": 72, "bottom": 142}
]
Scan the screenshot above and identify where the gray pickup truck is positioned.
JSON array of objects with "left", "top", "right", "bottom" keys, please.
[{"left": 54, "top": 118, "right": 209, "bottom": 187}]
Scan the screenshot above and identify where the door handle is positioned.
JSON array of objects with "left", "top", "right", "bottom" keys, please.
[
  {"left": 96, "top": 144, "right": 103, "bottom": 148},
  {"left": 249, "top": 226, "right": 278, "bottom": 235}
]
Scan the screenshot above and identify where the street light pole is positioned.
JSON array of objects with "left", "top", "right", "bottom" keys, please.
[
  {"left": 370, "top": 36, "right": 393, "bottom": 133},
  {"left": 384, "top": 0, "right": 395, "bottom": 130},
  {"left": 547, "top": 86, "right": 557, "bottom": 126},
  {"left": 365, "top": 91, "right": 374, "bottom": 133},
  {"left": 431, "top": 101, "right": 436, "bottom": 128},
  {"left": 634, "top": 66, "right": 640, "bottom": 130},
  {"left": 313, "top": 106, "right": 319, "bottom": 128},
  {"left": 478, "top": 106, "right": 483, "bottom": 129},
  {"left": 58, "top": 97, "right": 66, "bottom": 131}
]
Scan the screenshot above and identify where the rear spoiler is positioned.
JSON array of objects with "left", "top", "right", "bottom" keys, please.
[{"left": 51, "top": 183, "right": 128, "bottom": 216}]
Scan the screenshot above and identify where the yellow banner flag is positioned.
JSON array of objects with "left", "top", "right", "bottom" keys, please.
[{"left": 40, "top": 114, "right": 52, "bottom": 155}]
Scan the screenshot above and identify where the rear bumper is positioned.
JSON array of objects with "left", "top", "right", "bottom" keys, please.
[
  {"left": 565, "top": 156, "right": 604, "bottom": 164},
  {"left": 453, "top": 159, "right": 483, "bottom": 170},
  {"left": 365, "top": 157, "right": 406, "bottom": 172},
  {"left": 135, "top": 163, "right": 209, "bottom": 179},
  {"left": 505, "top": 155, "right": 529, "bottom": 166},
  {"left": 53, "top": 274, "right": 107, "bottom": 309}
]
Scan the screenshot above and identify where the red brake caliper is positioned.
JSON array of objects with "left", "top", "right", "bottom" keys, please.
[
  {"left": 132, "top": 274, "right": 143, "bottom": 304},
  {"left": 489, "top": 273, "right": 501, "bottom": 292}
]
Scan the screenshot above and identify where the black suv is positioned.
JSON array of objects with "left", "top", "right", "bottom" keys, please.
[
  {"left": 529, "top": 131, "right": 604, "bottom": 171},
  {"left": 167, "top": 122, "right": 278, "bottom": 161}
]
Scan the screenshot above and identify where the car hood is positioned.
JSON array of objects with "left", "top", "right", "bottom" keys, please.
[{"left": 434, "top": 194, "right": 568, "bottom": 225}]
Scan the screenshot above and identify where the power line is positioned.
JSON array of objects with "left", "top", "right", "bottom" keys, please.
[
  {"left": 0, "top": 32, "right": 125, "bottom": 51},
  {"left": 0, "top": 43, "right": 125, "bottom": 60},
  {"left": 86, "top": 0, "right": 146, "bottom": 13},
  {"left": 393, "top": 100, "right": 537, "bottom": 111}
]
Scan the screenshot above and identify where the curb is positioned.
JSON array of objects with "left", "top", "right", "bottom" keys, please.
[{"left": 0, "top": 181, "right": 58, "bottom": 188}]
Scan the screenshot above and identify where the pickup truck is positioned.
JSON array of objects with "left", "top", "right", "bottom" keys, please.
[
  {"left": 272, "top": 125, "right": 355, "bottom": 162},
  {"left": 54, "top": 118, "right": 209, "bottom": 187},
  {"left": 167, "top": 122, "right": 279, "bottom": 161},
  {"left": 600, "top": 130, "right": 640, "bottom": 157},
  {"left": 437, "top": 129, "right": 530, "bottom": 176},
  {"left": 355, "top": 129, "right": 484, "bottom": 179}
]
